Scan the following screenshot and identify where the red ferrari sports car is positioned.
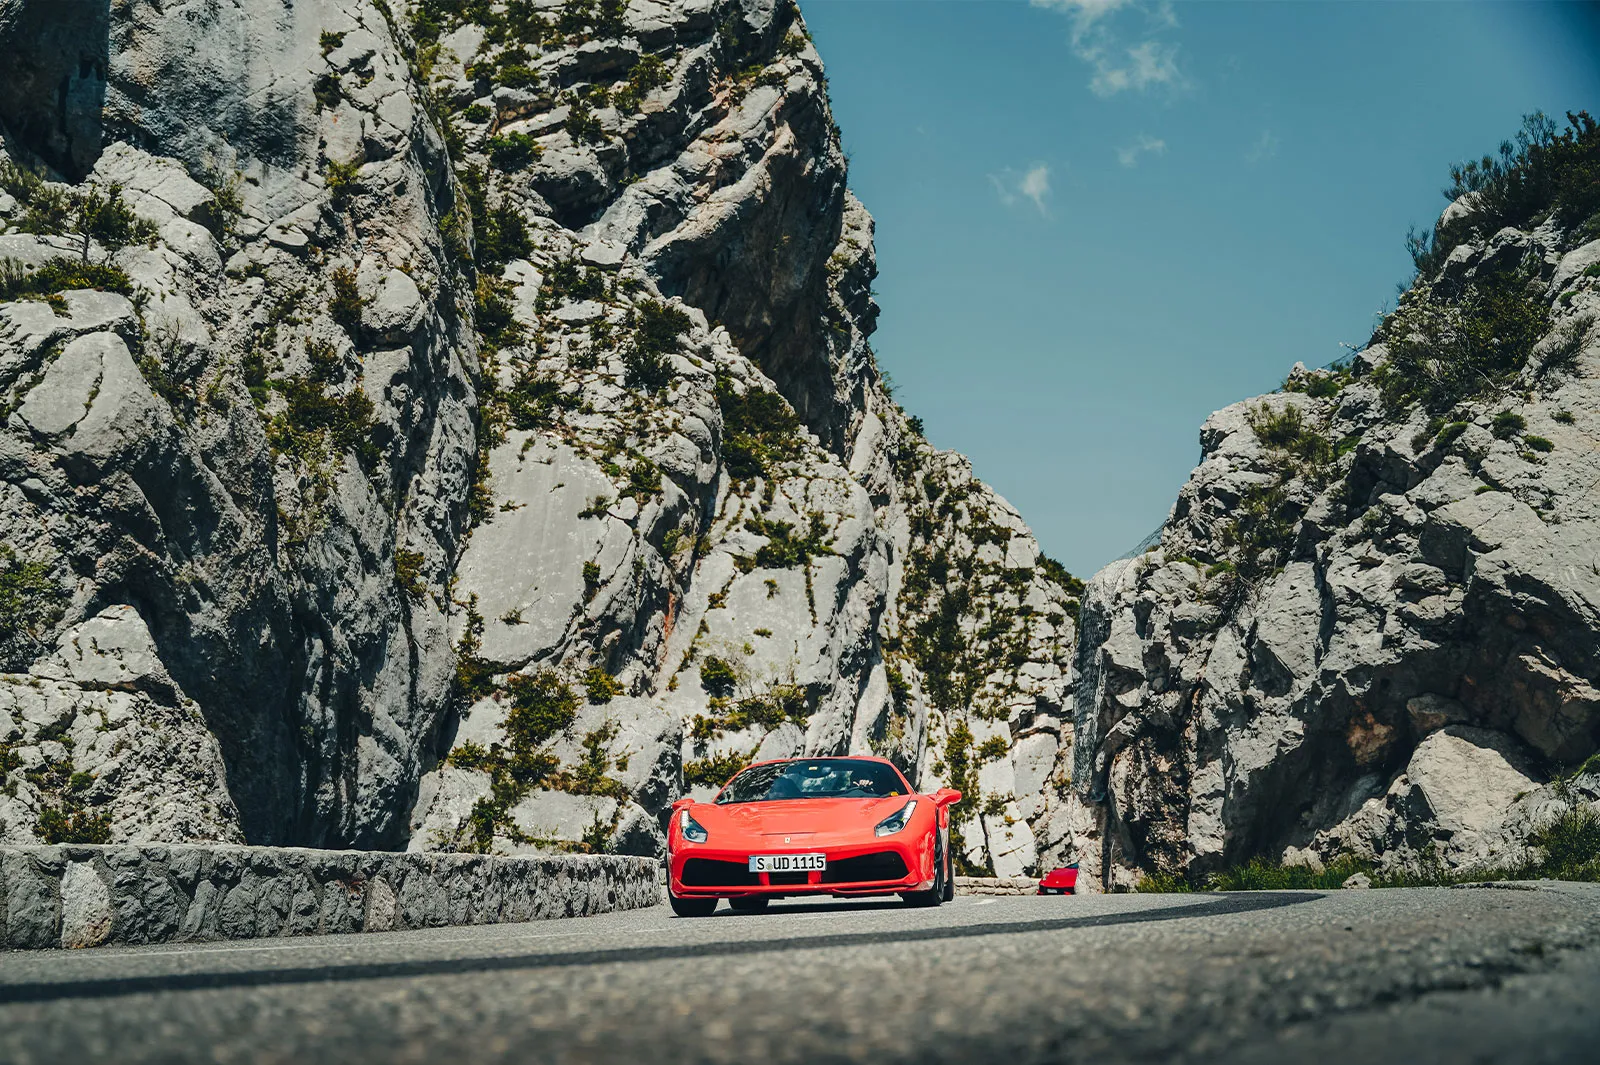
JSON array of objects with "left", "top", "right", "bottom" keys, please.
[
  {"left": 666, "top": 756, "right": 962, "bottom": 917},
  {"left": 1038, "top": 864, "right": 1079, "bottom": 894}
]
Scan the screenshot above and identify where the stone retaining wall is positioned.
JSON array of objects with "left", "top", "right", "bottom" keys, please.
[
  {"left": 955, "top": 876, "right": 1041, "bottom": 896},
  {"left": 1, "top": 845, "right": 661, "bottom": 950}
]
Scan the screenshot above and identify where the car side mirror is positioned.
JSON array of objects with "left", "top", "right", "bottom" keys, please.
[
  {"left": 931, "top": 788, "right": 962, "bottom": 808},
  {"left": 670, "top": 797, "right": 694, "bottom": 813}
]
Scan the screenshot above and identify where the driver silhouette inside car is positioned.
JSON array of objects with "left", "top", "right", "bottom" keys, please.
[{"left": 761, "top": 762, "right": 901, "bottom": 800}]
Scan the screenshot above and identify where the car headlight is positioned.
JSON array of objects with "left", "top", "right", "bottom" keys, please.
[
  {"left": 680, "top": 809, "right": 709, "bottom": 844},
  {"left": 874, "top": 799, "right": 917, "bottom": 837}
]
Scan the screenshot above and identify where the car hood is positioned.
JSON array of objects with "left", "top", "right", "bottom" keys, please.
[{"left": 688, "top": 796, "right": 915, "bottom": 844}]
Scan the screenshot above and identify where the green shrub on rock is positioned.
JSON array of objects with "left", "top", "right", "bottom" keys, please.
[
  {"left": 1523, "top": 433, "right": 1555, "bottom": 453},
  {"left": 0, "top": 544, "right": 64, "bottom": 671},
  {"left": 682, "top": 749, "right": 752, "bottom": 789},
  {"left": 621, "top": 299, "right": 690, "bottom": 390},
  {"left": 699, "top": 656, "right": 737, "bottom": 697},
  {"left": 716, "top": 378, "right": 805, "bottom": 480},
  {"left": 0, "top": 257, "right": 133, "bottom": 301},
  {"left": 1491, "top": 410, "right": 1527, "bottom": 439},
  {"left": 583, "top": 666, "right": 623, "bottom": 703},
  {"left": 487, "top": 132, "right": 542, "bottom": 170}
]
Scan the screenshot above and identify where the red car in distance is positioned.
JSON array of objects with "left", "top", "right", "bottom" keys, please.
[
  {"left": 666, "top": 756, "right": 962, "bottom": 917},
  {"left": 1038, "top": 865, "right": 1079, "bottom": 895}
]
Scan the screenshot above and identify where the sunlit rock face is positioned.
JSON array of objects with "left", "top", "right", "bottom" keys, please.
[
  {"left": 1055, "top": 180, "right": 1600, "bottom": 889},
  {"left": 0, "top": 0, "right": 1076, "bottom": 872}
]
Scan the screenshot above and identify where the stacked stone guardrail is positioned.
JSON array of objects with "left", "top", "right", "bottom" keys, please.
[
  {"left": 1, "top": 845, "right": 661, "bottom": 950},
  {"left": 954, "top": 876, "right": 1042, "bottom": 896}
]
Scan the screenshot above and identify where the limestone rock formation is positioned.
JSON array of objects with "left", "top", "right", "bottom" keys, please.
[
  {"left": 0, "top": 0, "right": 1077, "bottom": 874},
  {"left": 1055, "top": 114, "right": 1600, "bottom": 889}
]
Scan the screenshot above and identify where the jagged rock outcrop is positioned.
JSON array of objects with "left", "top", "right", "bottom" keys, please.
[
  {"left": 3, "top": 0, "right": 478, "bottom": 848},
  {"left": 1, "top": 0, "right": 1077, "bottom": 874},
  {"left": 1054, "top": 115, "right": 1600, "bottom": 889}
]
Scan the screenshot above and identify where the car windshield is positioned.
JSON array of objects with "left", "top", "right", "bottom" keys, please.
[{"left": 716, "top": 758, "right": 909, "bottom": 803}]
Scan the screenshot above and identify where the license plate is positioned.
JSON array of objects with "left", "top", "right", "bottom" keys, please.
[{"left": 748, "top": 853, "right": 826, "bottom": 873}]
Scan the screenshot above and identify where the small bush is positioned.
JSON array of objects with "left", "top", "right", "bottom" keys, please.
[
  {"left": 503, "top": 371, "right": 577, "bottom": 431},
  {"left": 324, "top": 155, "right": 361, "bottom": 202},
  {"left": 582, "top": 560, "right": 601, "bottom": 600},
  {"left": 453, "top": 597, "right": 494, "bottom": 701},
  {"left": 267, "top": 360, "right": 379, "bottom": 468},
  {"left": 319, "top": 30, "right": 346, "bottom": 55},
  {"left": 1037, "top": 556, "right": 1085, "bottom": 598},
  {"left": 1491, "top": 410, "right": 1527, "bottom": 439},
  {"left": 1526, "top": 803, "right": 1600, "bottom": 881},
  {"left": 540, "top": 257, "right": 607, "bottom": 304},
  {"left": 746, "top": 513, "right": 832, "bottom": 569},
  {"left": 487, "top": 132, "right": 542, "bottom": 170},
  {"left": 563, "top": 97, "right": 605, "bottom": 144},
  {"left": 699, "top": 656, "right": 737, "bottom": 697},
  {"left": 498, "top": 64, "right": 540, "bottom": 90},
  {"left": 716, "top": 378, "right": 805, "bottom": 480},
  {"left": 1304, "top": 373, "right": 1342, "bottom": 399},
  {"left": 75, "top": 184, "right": 158, "bottom": 258},
  {"left": 0, "top": 257, "right": 133, "bottom": 301},
  {"left": 614, "top": 53, "right": 670, "bottom": 111},
  {"left": 621, "top": 299, "right": 691, "bottom": 390},
  {"left": 444, "top": 666, "right": 580, "bottom": 851},
  {"left": 197, "top": 170, "right": 245, "bottom": 240},
  {"left": 394, "top": 549, "right": 426, "bottom": 599},
  {"left": 314, "top": 73, "right": 343, "bottom": 109},
  {"left": 328, "top": 267, "right": 364, "bottom": 333},
  {"left": 583, "top": 666, "right": 624, "bottom": 703},
  {"left": 975, "top": 736, "right": 1009, "bottom": 762},
  {"left": 1133, "top": 871, "right": 1193, "bottom": 893},
  {"left": 682, "top": 749, "right": 752, "bottom": 789},
  {"left": 0, "top": 544, "right": 65, "bottom": 671},
  {"left": 1250, "top": 404, "right": 1333, "bottom": 466},
  {"left": 1554, "top": 409, "right": 1576, "bottom": 424},
  {"left": 624, "top": 459, "right": 661, "bottom": 501},
  {"left": 1436, "top": 420, "right": 1470, "bottom": 448},
  {"left": 462, "top": 102, "right": 492, "bottom": 124},
  {"left": 1205, "top": 854, "right": 1375, "bottom": 891},
  {"left": 1523, "top": 433, "right": 1555, "bottom": 453},
  {"left": 38, "top": 806, "right": 112, "bottom": 845},
  {"left": 505, "top": 670, "right": 579, "bottom": 746},
  {"left": 1375, "top": 273, "right": 1549, "bottom": 414}
]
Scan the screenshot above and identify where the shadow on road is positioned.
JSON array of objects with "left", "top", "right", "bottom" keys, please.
[{"left": 0, "top": 892, "right": 1322, "bottom": 1006}]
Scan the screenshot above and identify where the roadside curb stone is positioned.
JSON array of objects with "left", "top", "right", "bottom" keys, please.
[{"left": 1, "top": 846, "right": 659, "bottom": 950}]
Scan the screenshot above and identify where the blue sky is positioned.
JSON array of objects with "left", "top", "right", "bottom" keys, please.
[{"left": 801, "top": 0, "right": 1600, "bottom": 577}]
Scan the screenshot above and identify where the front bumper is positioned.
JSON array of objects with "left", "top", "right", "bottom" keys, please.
[{"left": 669, "top": 838, "right": 933, "bottom": 897}]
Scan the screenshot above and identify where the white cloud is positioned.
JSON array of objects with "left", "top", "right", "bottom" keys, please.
[
  {"left": 1116, "top": 134, "right": 1167, "bottom": 168},
  {"left": 1032, "top": 0, "right": 1135, "bottom": 38},
  {"left": 1091, "top": 40, "right": 1182, "bottom": 97},
  {"left": 1031, "top": 0, "right": 1187, "bottom": 98},
  {"left": 990, "top": 164, "right": 1053, "bottom": 216},
  {"left": 1019, "top": 165, "right": 1051, "bottom": 212},
  {"left": 1246, "top": 129, "right": 1279, "bottom": 164}
]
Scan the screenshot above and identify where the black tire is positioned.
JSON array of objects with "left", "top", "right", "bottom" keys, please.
[
  {"left": 902, "top": 830, "right": 947, "bottom": 908},
  {"left": 729, "top": 896, "right": 769, "bottom": 913},
  {"left": 669, "top": 891, "right": 718, "bottom": 917},
  {"left": 934, "top": 825, "right": 947, "bottom": 901}
]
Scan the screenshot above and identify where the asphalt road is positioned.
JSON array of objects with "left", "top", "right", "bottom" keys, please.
[{"left": 4, "top": 884, "right": 1600, "bottom": 1065}]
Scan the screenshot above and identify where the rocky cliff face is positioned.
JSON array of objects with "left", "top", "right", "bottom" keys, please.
[
  {"left": 0, "top": 0, "right": 1077, "bottom": 875},
  {"left": 1055, "top": 114, "right": 1600, "bottom": 890}
]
